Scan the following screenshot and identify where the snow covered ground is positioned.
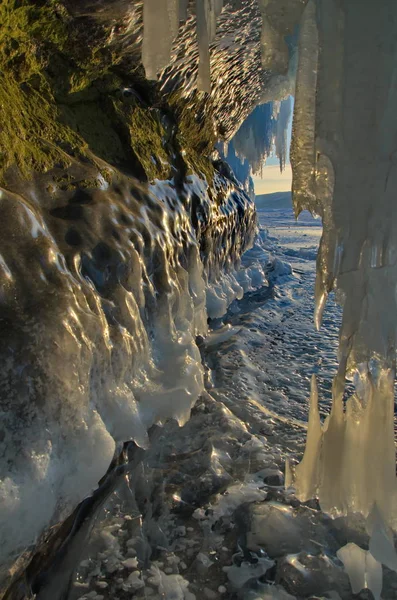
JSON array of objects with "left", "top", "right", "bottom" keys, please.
[{"left": 69, "top": 207, "right": 397, "bottom": 600}]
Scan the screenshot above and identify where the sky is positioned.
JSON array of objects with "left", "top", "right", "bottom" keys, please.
[
  {"left": 253, "top": 97, "right": 294, "bottom": 196},
  {"left": 252, "top": 163, "right": 292, "bottom": 195}
]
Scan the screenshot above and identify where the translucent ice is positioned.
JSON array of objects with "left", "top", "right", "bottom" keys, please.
[
  {"left": 337, "top": 543, "right": 382, "bottom": 600},
  {"left": 290, "top": 0, "right": 397, "bottom": 532}
]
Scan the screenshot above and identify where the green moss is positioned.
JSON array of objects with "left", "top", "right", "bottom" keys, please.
[
  {"left": 0, "top": 0, "right": 69, "bottom": 81},
  {"left": 60, "top": 101, "right": 126, "bottom": 166},
  {"left": 0, "top": 73, "right": 85, "bottom": 179},
  {"left": 113, "top": 98, "right": 171, "bottom": 181},
  {"left": 0, "top": 0, "right": 121, "bottom": 180},
  {"left": 0, "top": 0, "right": 217, "bottom": 187},
  {"left": 0, "top": 1, "right": 83, "bottom": 179},
  {"left": 167, "top": 91, "right": 216, "bottom": 184}
]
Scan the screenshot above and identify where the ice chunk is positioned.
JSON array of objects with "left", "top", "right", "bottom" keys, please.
[
  {"left": 337, "top": 543, "right": 382, "bottom": 600},
  {"left": 367, "top": 504, "right": 397, "bottom": 573},
  {"left": 223, "top": 556, "right": 274, "bottom": 588}
]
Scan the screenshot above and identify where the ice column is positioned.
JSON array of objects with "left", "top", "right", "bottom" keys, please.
[
  {"left": 290, "top": 0, "right": 397, "bottom": 527},
  {"left": 142, "top": 0, "right": 181, "bottom": 80}
]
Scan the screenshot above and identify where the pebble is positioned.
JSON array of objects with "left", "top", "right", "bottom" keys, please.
[
  {"left": 143, "top": 587, "right": 154, "bottom": 596},
  {"left": 79, "top": 560, "right": 90, "bottom": 568},
  {"left": 124, "top": 571, "right": 145, "bottom": 591},
  {"left": 218, "top": 586, "right": 227, "bottom": 594},
  {"left": 96, "top": 581, "right": 108, "bottom": 589},
  {"left": 122, "top": 557, "right": 138, "bottom": 569}
]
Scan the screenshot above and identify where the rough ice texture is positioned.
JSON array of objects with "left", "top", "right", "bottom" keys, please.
[
  {"left": 290, "top": 0, "right": 397, "bottom": 531},
  {"left": 0, "top": 0, "right": 273, "bottom": 590},
  {"left": 0, "top": 161, "right": 256, "bottom": 584}
]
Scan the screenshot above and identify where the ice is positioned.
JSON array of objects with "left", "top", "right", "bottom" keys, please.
[
  {"left": 287, "top": 375, "right": 321, "bottom": 500},
  {"left": 142, "top": 0, "right": 224, "bottom": 91},
  {"left": 275, "top": 97, "right": 293, "bottom": 172},
  {"left": 196, "top": 0, "right": 211, "bottom": 92},
  {"left": 245, "top": 585, "right": 296, "bottom": 600},
  {"left": 367, "top": 504, "right": 397, "bottom": 573},
  {"left": 232, "top": 103, "right": 274, "bottom": 175},
  {"left": 289, "top": 0, "right": 397, "bottom": 535},
  {"left": 223, "top": 555, "right": 274, "bottom": 588},
  {"left": 230, "top": 97, "right": 293, "bottom": 180},
  {"left": 147, "top": 565, "right": 191, "bottom": 599},
  {"left": 142, "top": 0, "right": 178, "bottom": 80},
  {"left": 289, "top": 0, "right": 318, "bottom": 215},
  {"left": 0, "top": 169, "right": 256, "bottom": 571},
  {"left": 337, "top": 543, "right": 382, "bottom": 600}
]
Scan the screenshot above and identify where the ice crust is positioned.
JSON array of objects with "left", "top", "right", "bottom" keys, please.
[{"left": 0, "top": 170, "right": 259, "bottom": 572}]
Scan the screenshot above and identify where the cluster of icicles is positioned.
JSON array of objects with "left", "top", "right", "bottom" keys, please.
[
  {"left": 143, "top": 0, "right": 397, "bottom": 597},
  {"left": 142, "top": 0, "right": 224, "bottom": 92}
]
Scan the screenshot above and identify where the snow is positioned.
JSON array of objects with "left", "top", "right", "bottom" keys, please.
[{"left": 223, "top": 555, "right": 274, "bottom": 587}]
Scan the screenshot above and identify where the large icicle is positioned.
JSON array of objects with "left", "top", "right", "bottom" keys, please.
[
  {"left": 290, "top": 0, "right": 397, "bottom": 530},
  {"left": 275, "top": 96, "right": 293, "bottom": 172},
  {"left": 142, "top": 0, "right": 181, "bottom": 80},
  {"left": 142, "top": 0, "right": 224, "bottom": 91}
]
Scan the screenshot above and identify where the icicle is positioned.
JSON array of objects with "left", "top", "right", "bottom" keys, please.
[
  {"left": 179, "top": 0, "right": 189, "bottom": 22},
  {"left": 293, "top": 375, "right": 322, "bottom": 501},
  {"left": 290, "top": 0, "right": 318, "bottom": 216},
  {"left": 142, "top": 0, "right": 181, "bottom": 80},
  {"left": 275, "top": 96, "right": 292, "bottom": 172},
  {"left": 291, "top": 0, "right": 397, "bottom": 535},
  {"left": 196, "top": 0, "right": 211, "bottom": 92}
]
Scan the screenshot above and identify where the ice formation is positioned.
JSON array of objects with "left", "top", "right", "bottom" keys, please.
[
  {"left": 142, "top": 0, "right": 224, "bottom": 91},
  {"left": 286, "top": 0, "right": 397, "bottom": 594},
  {"left": 289, "top": 0, "right": 397, "bottom": 523},
  {"left": 2, "top": 0, "right": 397, "bottom": 596},
  {"left": 230, "top": 97, "right": 292, "bottom": 179},
  {"left": 336, "top": 543, "right": 382, "bottom": 600},
  {"left": 0, "top": 166, "right": 257, "bottom": 574}
]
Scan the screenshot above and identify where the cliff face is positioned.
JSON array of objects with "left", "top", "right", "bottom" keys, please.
[{"left": 0, "top": 0, "right": 259, "bottom": 593}]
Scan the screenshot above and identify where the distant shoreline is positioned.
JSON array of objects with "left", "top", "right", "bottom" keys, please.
[{"left": 254, "top": 191, "right": 292, "bottom": 209}]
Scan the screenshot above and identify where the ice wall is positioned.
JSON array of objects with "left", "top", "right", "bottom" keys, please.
[
  {"left": 289, "top": 0, "right": 397, "bottom": 527},
  {"left": 0, "top": 162, "right": 256, "bottom": 582}
]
